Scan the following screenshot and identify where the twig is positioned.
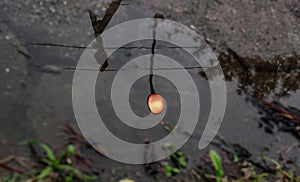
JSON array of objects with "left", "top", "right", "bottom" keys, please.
[
  {"left": 0, "top": 156, "right": 24, "bottom": 173},
  {"left": 191, "top": 168, "right": 202, "bottom": 180}
]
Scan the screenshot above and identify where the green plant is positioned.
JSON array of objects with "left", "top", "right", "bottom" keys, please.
[
  {"left": 162, "top": 143, "right": 187, "bottom": 167},
  {"left": 209, "top": 149, "right": 224, "bottom": 182},
  {"left": 1, "top": 174, "right": 18, "bottom": 182},
  {"left": 238, "top": 161, "right": 269, "bottom": 181},
  {"left": 261, "top": 156, "right": 299, "bottom": 182},
  {"left": 161, "top": 143, "right": 188, "bottom": 178},
  {"left": 172, "top": 151, "right": 187, "bottom": 167},
  {"left": 163, "top": 162, "right": 180, "bottom": 178},
  {"left": 26, "top": 141, "right": 97, "bottom": 181},
  {"left": 261, "top": 156, "right": 281, "bottom": 170}
]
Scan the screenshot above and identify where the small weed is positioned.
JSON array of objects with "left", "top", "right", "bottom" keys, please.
[
  {"left": 163, "top": 162, "right": 180, "bottom": 178},
  {"left": 161, "top": 143, "right": 188, "bottom": 178},
  {"left": 26, "top": 141, "right": 97, "bottom": 181},
  {"left": 209, "top": 149, "right": 224, "bottom": 182}
]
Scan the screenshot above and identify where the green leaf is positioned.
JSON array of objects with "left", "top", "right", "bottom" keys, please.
[
  {"left": 56, "top": 150, "right": 68, "bottom": 166},
  {"left": 162, "top": 143, "right": 172, "bottom": 148},
  {"left": 172, "top": 167, "right": 180, "bottom": 173},
  {"left": 26, "top": 141, "right": 56, "bottom": 163},
  {"left": 163, "top": 125, "right": 174, "bottom": 132},
  {"left": 1, "top": 174, "right": 18, "bottom": 182},
  {"left": 65, "top": 174, "right": 74, "bottom": 182},
  {"left": 164, "top": 163, "right": 174, "bottom": 178},
  {"left": 41, "top": 158, "right": 52, "bottom": 165},
  {"left": 58, "top": 165, "right": 97, "bottom": 181},
  {"left": 38, "top": 166, "right": 53, "bottom": 179},
  {"left": 261, "top": 157, "right": 281, "bottom": 170},
  {"left": 67, "top": 145, "right": 75, "bottom": 155},
  {"left": 164, "top": 164, "right": 172, "bottom": 172},
  {"left": 57, "top": 164, "right": 77, "bottom": 172},
  {"left": 39, "top": 143, "right": 56, "bottom": 162},
  {"left": 176, "top": 151, "right": 184, "bottom": 156},
  {"left": 178, "top": 156, "right": 187, "bottom": 167},
  {"left": 166, "top": 172, "right": 172, "bottom": 178},
  {"left": 83, "top": 175, "right": 98, "bottom": 181},
  {"left": 209, "top": 149, "right": 224, "bottom": 178},
  {"left": 256, "top": 173, "right": 269, "bottom": 179}
]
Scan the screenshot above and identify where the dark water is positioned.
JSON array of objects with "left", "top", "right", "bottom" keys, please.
[{"left": 0, "top": 0, "right": 300, "bottom": 179}]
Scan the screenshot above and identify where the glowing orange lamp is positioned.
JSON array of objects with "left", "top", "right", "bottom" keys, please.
[{"left": 148, "top": 93, "right": 164, "bottom": 114}]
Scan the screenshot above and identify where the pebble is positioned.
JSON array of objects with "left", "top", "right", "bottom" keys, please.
[
  {"left": 49, "top": 6, "right": 56, "bottom": 13},
  {"left": 4, "top": 35, "right": 10, "bottom": 40},
  {"left": 5, "top": 67, "right": 10, "bottom": 73}
]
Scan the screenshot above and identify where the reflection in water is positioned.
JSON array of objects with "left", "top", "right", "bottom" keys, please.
[
  {"left": 250, "top": 99, "right": 300, "bottom": 139},
  {"left": 88, "top": 0, "right": 122, "bottom": 72},
  {"left": 28, "top": 0, "right": 300, "bottom": 102},
  {"left": 201, "top": 48, "right": 300, "bottom": 139},
  {"left": 147, "top": 16, "right": 165, "bottom": 115},
  {"left": 87, "top": 4, "right": 300, "bottom": 143},
  {"left": 28, "top": 0, "right": 300, "bottom": 147},
  {"left": 197, "top": 47, "right": 300, "bottom": 139},
  {"left": 88, "top": 0, "right": 122, "bottom": 37},
  {"left": 148, "top": 94, "right": 164, "bottom": 114},
  {"left": 200, "top": 48, "right": 300, "bottom": 100}
]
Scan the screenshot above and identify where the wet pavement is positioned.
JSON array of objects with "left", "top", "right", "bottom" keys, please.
[{"left": 0, "top": 0, "right": 300, "bottom": 181}]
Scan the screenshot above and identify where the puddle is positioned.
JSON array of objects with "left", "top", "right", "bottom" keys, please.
[{"left": 0, "top": 0, "right": 300, "bottom": 180}]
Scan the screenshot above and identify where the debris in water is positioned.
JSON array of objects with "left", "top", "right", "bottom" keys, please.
[{"left": 41, "top": 65, "right": 62, "bottom": 74}]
